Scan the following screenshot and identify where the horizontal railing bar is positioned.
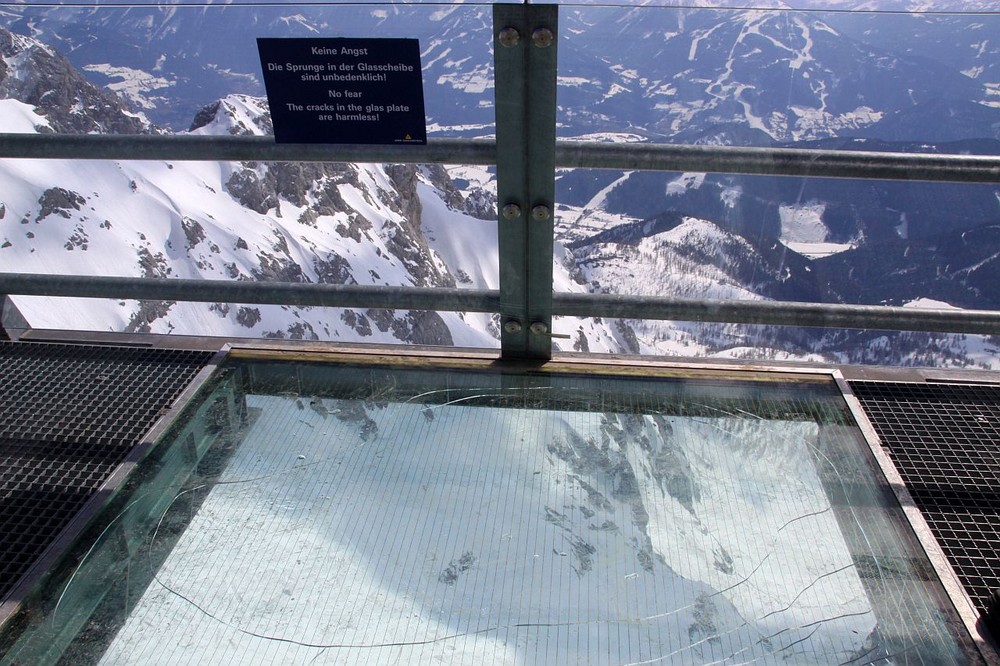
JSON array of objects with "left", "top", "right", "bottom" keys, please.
[
  {"left": 2, "top": 133, "right": 999, "bottom": 183},
  {"left": 0, "top": 273, "right": 500, "bottom": 312},
  {"left": 5, "top": 273, "right": 1000, "bottom": 335},
  {"left": 552, "top": 292, "right": 1000, "bottom": 335},
  {"left": 0, "top": 134, "right": 498, "bottom": 165},
  {"left": 555, "top": 141, "right": 1000, "bottom": 183}
]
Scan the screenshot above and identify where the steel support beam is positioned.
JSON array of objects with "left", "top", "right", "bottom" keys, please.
[{"left": 493, "top": 3, "right": 559, "bottom": 360}]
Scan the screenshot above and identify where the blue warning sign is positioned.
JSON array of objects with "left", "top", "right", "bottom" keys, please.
[{"left": 257, "top": 38, "right": 427, "bottom": 145}]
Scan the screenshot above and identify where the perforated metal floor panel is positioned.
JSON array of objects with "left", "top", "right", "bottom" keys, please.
[
  {"left": 0, "top": 341, "right": 214, "bottom": 602},
  {"left": 850, "top": 380, "right": 1000, "bottom": 618}
]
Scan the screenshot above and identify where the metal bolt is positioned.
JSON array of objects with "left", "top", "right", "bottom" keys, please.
[
  {"left": 531, "top": 27, "right": 554, "bottom": 48},
  {"left": 501, "top": 203, "right": 522, "bottom": 220},
  {"left": 529, "top": 321, "right": 549, "bottom": 336},
  {"left": 504, "top": 320, "right": 523, "bottom": 334},
  {"left": 531, "top": 205, "right": 551, "bottom": 222},
  {"left": 498, "top": 27, "right": 520, "bottom": 48}
]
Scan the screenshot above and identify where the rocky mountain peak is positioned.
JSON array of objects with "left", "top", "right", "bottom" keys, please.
[
  {"left": 0, "top": 26, "right": 150, "bottom": 135},
  {"left": 189, "top": 94, "right": 272, "bottom": 136}
]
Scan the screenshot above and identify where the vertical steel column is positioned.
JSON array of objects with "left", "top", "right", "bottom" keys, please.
[{"left": 493, "top": 3, "right": 558, "bottom": 361}]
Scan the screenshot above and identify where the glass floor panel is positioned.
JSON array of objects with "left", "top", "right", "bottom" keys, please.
[{"left": 0, "top": 360, "right": 982, "bottom": 665}]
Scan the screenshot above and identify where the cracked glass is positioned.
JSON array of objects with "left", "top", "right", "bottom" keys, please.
[{"left": 0, "top": 360, "right": 982, "bottom": 664}]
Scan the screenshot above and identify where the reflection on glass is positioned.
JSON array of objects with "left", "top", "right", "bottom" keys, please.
[{"left": 0, "top": 362, "right": 978, "bottom": 664}]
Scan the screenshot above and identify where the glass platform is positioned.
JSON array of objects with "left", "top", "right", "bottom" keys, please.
[{"left": 0, "top": 355, "right": 983, "bottom": 664}]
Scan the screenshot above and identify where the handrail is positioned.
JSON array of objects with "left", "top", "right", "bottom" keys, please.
[
  {"left": 0, "top": 134, "right": 497, "bottom": 166},
  {"left": 1, "top": 133, "right": 999, "bottom": 182},
  {"left": 556, "top": 141, "right": 1000, "bottom": 183},
  {"left": 5, "top": 273, "right": 1000, "bottom": 335},
  {"left": 0, "top": 274, "right": 500, "bottom": 313},
  {"left": 552, "top": 292, "right": 1000, "bottom": 335}
]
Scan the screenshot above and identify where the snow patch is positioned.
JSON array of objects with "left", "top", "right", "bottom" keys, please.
[
  {"left": 83, "top": 64, "right": 175, "bottom": 110},
  {"left": 666, "top": 172, "right": 705, "bottom": 196},
  {"left": 601, "top": 83, "right": 631, "bottom": 102},
  {"left": 563, "top": 132, "right": 645, "bottom": 143},
  {"left": 904, "top": 298, "right": 961, "bottom": 310},
  {"left": 778, "top": 201, "right": 827, "bottom": 244},
  {"left": 557, "top": 76, "right": 595, "bottom": 88},
  {"left": 0, "top": 99, "right": 50, "bottom": 133},
  {"left": 790, "top": 105, "right": 882, "bottom": 141},
  {"left": 962, "top": 65, "right": 985, "bottom": 79},
  {"left": 782, "top": 241, "right": 854, "bottom": 259},
  {"left": 437, "top": 65, "right": 493, "bottom": 95},
  {"left": 418, "top": 182, "right": 498, "bottom": 291}
]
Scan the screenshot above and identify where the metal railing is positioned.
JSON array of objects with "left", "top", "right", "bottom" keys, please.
[
  {"left": 2, "top": 133, "right": 997, "bottom": 183},
  {"left": 5, "top": 273, "right": 1000, "bottom": 337},
  {"left": 3, "top": 3, "right": 1000, "bottom": 359}
]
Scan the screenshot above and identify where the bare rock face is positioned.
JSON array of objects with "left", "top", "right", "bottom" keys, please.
[
  {"left": 125, "top": 300, "right": 174, "bottom": 334},
  {"left": 313, "top": 254, "right": 355, "bottom": 285},
  {"left": 35, "top": 188, "right": 86, "bottom": 222},
  {"left": 0, "top": 28, "right": 149, "bottom": 135},
  {"left": 188, "top": 101, "right": 222, "bottom": 132},
  {"left": 358, "top": 308, "right": 454, "bottom": 347},
  {"left": 422, "top": 164, "right": 496, "bottom": 221},
  {"left": 405, "top": 310, "right": 454, "bottom": 346},
  {"left": 236, "top": 306, "right": 262, "bottom": 328},
  {"left": 384, "top": 164, "right": 455, "bottom": 289},
  {"left": 461, "top": 187, "right": 498, "bottom": 221},
  {"left": 225, "top": 170, "right": 279, "bottom": 215}
]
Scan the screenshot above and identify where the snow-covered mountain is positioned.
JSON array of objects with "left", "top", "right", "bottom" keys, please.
[
  {"left": 0, "top": 27, "right": 149, "bottom": 135},
  {"left": 4, "top": 2, "right": 998, "bottom": 141},
  {"left": 0, "top": 28, "right": 638, "bottom": 353},
  {"left": 0, "top": 94, "right": 484, "bottom": 344}
]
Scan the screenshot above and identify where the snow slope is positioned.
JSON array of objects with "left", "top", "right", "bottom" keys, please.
[
  {"left": 0, "top": 94, "right": 500, "bottom": 346},
  {"left": 100, "top": 391, "right": 886, "bottom": 664}
]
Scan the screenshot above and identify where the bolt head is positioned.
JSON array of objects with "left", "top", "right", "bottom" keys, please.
[
  {"left": 498, "top": 27, "right": 520, "bottom": 48},
  {"left": 529, "top": 321, "right": 549, "bottom": 336},
  {"left": 531, "top": 27, "right": 554, "bottom": 48},
  {"left": 503, "top": 320, "right": 523, "bottom": 334},
  {"left": 531, "top": 205, "right": 551, "bottom": 222},
  {"left": 501, "top": 203, "right": 522, "bottom": 220}
]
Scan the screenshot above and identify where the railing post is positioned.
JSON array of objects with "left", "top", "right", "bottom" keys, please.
[{"left": 493, "top": 3, "right": 558, "bottom": 361}]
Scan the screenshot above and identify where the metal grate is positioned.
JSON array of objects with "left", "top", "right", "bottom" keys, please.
[
  {"left": 850, "top": 380, "right": 1000, "bottom": 617},
  {"left": 0, "top": 341, "right": 213, "bottom": 601}
]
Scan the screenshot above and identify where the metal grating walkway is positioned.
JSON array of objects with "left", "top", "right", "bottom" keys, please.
[
  {"left": 0, "top": 341, "right": 214, "bottom": 602},
  {"left": 850, "top": 380, "right": 1000, "bottom": 619}
]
